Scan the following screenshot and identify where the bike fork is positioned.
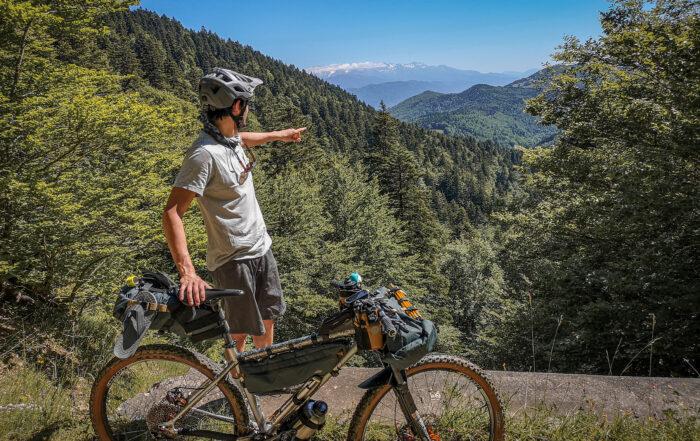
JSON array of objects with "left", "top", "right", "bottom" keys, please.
[{"left": 391, "top": 366, "right": 432, "bottom": 441}]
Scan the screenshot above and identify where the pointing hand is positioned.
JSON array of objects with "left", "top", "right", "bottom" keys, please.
[{"left": 278, "top": 127, "right": 307, "bottom": 143}]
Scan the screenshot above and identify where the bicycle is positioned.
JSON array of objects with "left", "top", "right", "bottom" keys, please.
[{"left": 90, "top": 285, "right": 505, "bottom": 440}]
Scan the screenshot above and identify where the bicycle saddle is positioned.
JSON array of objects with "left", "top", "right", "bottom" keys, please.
[{"left": 202, "top": 288, "right": 244, "bottom": 303}]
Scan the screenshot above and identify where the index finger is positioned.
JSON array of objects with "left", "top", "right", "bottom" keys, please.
[
  {"left": 295, "top": 127, "right": 307, "bottom": 133},
  {"left": 178, "top": 284, "right": 186, "bottom": 301}
]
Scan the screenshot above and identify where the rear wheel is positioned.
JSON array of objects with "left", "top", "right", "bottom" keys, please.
[
  {"left": 90, "top": 344, "right": 249, "bottom": 440},
  {"left": 347, "top": 354, "right": 504, "bottom": 441}
]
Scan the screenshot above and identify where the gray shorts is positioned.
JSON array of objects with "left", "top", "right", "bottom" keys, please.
[{"left": 211, "top": 248, "right": 286, "bottom": 336}]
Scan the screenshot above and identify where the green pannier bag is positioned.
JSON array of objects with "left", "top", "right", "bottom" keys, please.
[{"left": 238, "top": 341, "right": 352, "bottom": 394}]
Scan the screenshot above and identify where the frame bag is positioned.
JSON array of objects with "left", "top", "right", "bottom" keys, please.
[{"left": 238, "top": 340, "right": 352, "bottom": 394}]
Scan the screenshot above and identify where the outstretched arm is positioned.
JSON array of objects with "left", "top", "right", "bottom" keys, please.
[
  {"left": 240, "top": 127, "right": 307, "bottom": 147},
  {"left": 162, "top": 187, "right": 211, "bottom": 306}
]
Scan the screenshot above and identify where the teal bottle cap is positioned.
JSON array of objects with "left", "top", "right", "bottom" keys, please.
[{"left": 347, "top": 272, "right": 362, "bottom": 285}]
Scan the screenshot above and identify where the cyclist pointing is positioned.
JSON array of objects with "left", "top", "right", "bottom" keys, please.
[{"left": 162, "top": 68, "right": 305, "bottom": 351}]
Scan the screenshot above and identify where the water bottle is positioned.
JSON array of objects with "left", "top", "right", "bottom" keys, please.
[{"left": 292, "top": 400, "right": 328, "bottom": 440}]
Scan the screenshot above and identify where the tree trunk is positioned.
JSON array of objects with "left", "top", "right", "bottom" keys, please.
[{"left": 10, "top": 18, "right": 34, "bottom": 99}]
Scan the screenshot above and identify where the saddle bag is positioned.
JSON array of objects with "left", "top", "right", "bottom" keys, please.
[{"left": 113, "top": 272, "right": 227, "bottom": 346}]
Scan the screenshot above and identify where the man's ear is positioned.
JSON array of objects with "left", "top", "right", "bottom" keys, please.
[{"left": 231, "top": 99, "right": 242, "bottom": 117}]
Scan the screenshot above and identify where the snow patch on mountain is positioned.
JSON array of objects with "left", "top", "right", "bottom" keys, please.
[{"left": 305, "top": 61, "right": 429, "bottom": 77}]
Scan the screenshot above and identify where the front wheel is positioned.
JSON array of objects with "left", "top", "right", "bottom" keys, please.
[
  {"left": 90, "top": 344, "right": 250, "bottom": 440},
  {"left": 347, "top": 354, "right": 505, "bottom": 441}
]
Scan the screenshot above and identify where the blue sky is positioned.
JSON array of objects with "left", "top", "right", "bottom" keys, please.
[{"left": 136, "top": 0, "right": 610, "bottom": 72}]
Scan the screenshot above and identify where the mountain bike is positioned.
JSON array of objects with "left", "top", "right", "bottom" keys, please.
[{"left": 90, "top": 286, "right": 505, "bottom": 440}]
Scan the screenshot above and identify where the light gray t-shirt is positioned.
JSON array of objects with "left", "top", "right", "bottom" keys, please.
[{"left": 173, "top": 131, "right": 271, "bottom": 271}]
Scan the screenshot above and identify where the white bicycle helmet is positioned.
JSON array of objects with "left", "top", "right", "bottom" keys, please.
[{"left": 199, "top": 67, "right": 263, "bottom": 110}]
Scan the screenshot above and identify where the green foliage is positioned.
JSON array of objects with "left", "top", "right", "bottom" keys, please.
[
  {"left": 0, "top": 65, "right": 199, "bottom": 303},
  {"left": 255, "top": 154, "right": 416, "bottom": 340},
  {"left": 367, "top": 104, "right": 449, "bottom": 293},
  {"left": 437, "top": 232, "right": 523, "bottom": 365},
  {"left": 314, "top": 407, "right": 700, "bottom": 441},
  {"left": 500, "top": 0, "right": 700, "bottom": 375}
]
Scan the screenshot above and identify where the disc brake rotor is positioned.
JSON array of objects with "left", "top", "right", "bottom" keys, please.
[{"left": 398, "top": 419, "right": 441, "bottom": 441}]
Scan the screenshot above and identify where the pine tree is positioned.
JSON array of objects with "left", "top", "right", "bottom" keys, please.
[{"left": 366, "top": 103, "right": 448, "bottom": 294}]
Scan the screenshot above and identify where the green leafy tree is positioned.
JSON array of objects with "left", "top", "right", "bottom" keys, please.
[
  {"left": 439, "top": 232, "right": 523, "bottom": 367},
  {"left": 367, "top": 103, "right": 448, "bottom": 294},
  {"left": 0, "top": 65, "right": 199, "bottom": 305},
  {"left": 501, "top": 0, "right": 699, "bottom": 375},
  {"left": 318, "top": 154, "right": 410, "bottom": 286}
]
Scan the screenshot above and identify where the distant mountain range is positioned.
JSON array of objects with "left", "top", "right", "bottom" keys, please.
[
  {"left": 305, "top": 62, "right": 537, "bottom": 107},
  {"left": 389, "top": 67, "right": 561, "bottom": 147}
]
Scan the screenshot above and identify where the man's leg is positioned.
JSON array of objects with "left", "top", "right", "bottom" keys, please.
[
  {"left": 251, "top": 320, "right": 274, "bottom": 348},
  {"left": 230, "top": 333, "right": 248, "bottom": 352},
  {"left": 252, "top": 249, "right": 285, "bottom": 349}
]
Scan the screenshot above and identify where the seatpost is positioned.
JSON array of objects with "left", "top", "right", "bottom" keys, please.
[
  {"left": 212, "top": 298, "right": 270, "bottom": 431},
  {"left": 211, "top": 298, "right": 239, "bottom": 363}
]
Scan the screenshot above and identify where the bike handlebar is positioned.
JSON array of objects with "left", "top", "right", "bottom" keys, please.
[{"left": 378, "top": 310, "right": 398, "bottom": 337}]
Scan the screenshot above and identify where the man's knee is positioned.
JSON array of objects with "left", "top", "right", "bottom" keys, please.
[
  {"left": 252, "top": 321, "right": 274, "bottom": 347},
  {"left": 230, "top": 333, "right": 248, "bottom": 351}
]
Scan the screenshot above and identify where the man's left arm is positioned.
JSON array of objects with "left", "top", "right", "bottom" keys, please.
[{"left": 240, "top": 127, "right": 307, "bottom": 148}]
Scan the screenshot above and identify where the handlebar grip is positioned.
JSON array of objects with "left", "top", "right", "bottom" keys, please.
[{"left": 202, "top": 288, "right": 244, "bottom": 303}]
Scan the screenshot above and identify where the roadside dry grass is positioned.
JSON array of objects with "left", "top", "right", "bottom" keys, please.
[
  {"left": 1, "top": 363, "right": 698, "bottom": 441},
  {"left": 0, "top": 362, "right": 92, "bottom": 440}
]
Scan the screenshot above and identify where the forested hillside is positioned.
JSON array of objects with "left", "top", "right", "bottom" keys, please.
[
  {"left": 390, "top": 69, "right": 559, "bottom": 147},
  {"left": 0, "top": 1, "right": 517, "bottom": 380}
]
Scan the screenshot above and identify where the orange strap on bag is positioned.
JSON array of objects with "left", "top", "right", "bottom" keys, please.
[{"left": 390, "top": 288, "right": 422, "bottom": 319}]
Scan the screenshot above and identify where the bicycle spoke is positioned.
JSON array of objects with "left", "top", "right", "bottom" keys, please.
[
  {"left": 360, "top": 366, "right": 495, "bottom": 441},
  {"left": 102, "top": 358, "right": 237, "bottom": 440}
]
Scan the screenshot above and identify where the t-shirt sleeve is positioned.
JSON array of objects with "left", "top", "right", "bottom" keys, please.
[{"left": 173, "top": 148, "right": 213, "bottom": 196}]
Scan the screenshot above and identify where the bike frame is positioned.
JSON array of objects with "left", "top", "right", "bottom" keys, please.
[{"left": 157, "top": 298, "right": 432, "bottom": 441}]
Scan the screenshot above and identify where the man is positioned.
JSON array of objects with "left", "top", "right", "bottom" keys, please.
[{"left": 162, "top": 67, "right": 306, "bottom": 351}]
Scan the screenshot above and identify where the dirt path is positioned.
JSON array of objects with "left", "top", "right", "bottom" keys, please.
[
  {"left": 120, "top": 367, "right": 700, "bottom": 422},
  {"left": 260, "top": 368, "right": 700, "bottom": 419}
]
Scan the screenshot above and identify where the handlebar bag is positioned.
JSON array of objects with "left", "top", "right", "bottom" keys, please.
[
  {"left": 238, "top": 340, "right": 352, "bottom": 394},
  {"left": 377, "top": 295, "right": 438, "bottom": 369},
  {"left": 381, "top": 312, "right": 437, "bottom": 369}
]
